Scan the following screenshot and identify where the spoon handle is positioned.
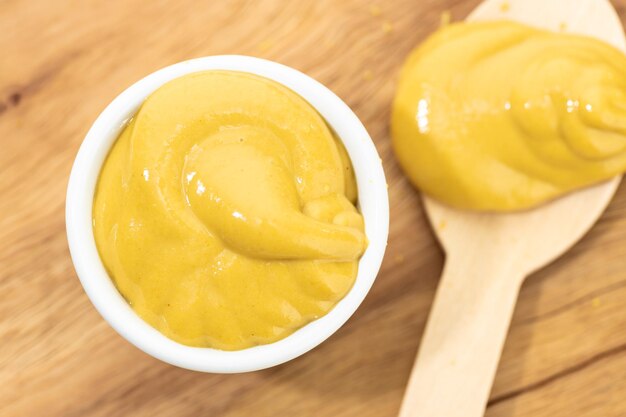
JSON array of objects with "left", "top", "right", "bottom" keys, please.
[{"left": 398, "top": 256, "right": 524, "bottom": 417}]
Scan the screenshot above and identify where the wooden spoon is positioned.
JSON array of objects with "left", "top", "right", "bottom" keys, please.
[{"left": 398, "top": 1, "right": 625, "bottom": 416}]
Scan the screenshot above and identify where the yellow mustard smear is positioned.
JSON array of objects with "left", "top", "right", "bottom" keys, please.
[
  {"left": 392, "top": 21, "right": 626, "bottom": 211},
  {"left": 93, "top": 71, "right": 367, "bottom": 350}
]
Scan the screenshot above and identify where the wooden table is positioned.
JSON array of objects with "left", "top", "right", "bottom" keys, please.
[{"left": 2, "top": 1, "right": 625, "bottom": 415}]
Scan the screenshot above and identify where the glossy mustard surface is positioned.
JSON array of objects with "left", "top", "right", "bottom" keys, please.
[
  {"left": 392, "top": 21, "right": 626, "bottom": 211},
  {"left": 93, "top": 71, "right": 366, "bottom": 350}
]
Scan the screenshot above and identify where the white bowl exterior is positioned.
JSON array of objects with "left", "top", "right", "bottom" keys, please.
[{"left": 66, "top": 55, "right": 389, "bottom": 373}]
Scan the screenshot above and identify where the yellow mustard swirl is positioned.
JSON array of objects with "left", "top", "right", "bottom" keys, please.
[
  {"left": 392, "top": 21, "right": 626, "bottom": 211},
  {"left": 93, "top": 71, "right": 367, "bottom": 350}
]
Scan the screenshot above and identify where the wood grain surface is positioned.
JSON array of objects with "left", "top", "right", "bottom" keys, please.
[{"left": 1, "top": 0, "right": 625, "bottom": 416}]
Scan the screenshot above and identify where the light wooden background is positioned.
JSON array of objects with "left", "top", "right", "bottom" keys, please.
[{"left": 2, "top": 0, "right": 625, "bottom": 416}]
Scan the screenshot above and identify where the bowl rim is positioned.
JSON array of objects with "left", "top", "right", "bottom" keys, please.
[{"left": 66, "top": 55, "right": 389, "bottom": 373}]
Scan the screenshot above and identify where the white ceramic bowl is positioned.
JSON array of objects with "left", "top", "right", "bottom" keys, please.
[{"left": 66, "top": 55, "right": 389, "bottom": 373}]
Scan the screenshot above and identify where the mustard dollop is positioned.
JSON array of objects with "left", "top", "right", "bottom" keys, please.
[
  {"left": 392, "top": 21, "right": 626, "bottom": 211},
  {"left": 93, "top": 71, "right": 367, "bottom": 350}
]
